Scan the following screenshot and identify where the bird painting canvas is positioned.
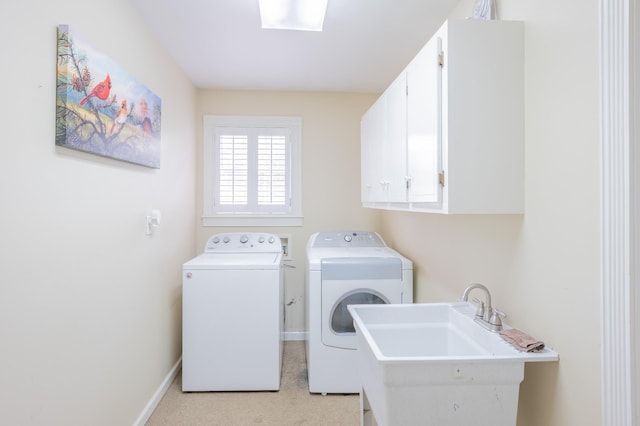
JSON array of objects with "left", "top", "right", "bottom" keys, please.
[{"left": 56, "top": 25, "right": 161, "bottom": 168}]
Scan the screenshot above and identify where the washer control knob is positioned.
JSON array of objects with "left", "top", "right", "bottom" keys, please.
[
  {"left": 212, "top": 237, "right": 220, "bottom": 244},
  {"left": 268, "top": 236, "right": 275, "bottom": 244},
  {"left": 344, "top": 235, "right": 353, "bottom": 242},
  {"left": 223, "top": 236, "right": 230, "bottom": 243},
  {"left": 258, "top": 236, "right": 265, "bottom": 243},
  {"left": 240, "top": 235, "right": 249, "bottom": 244}
]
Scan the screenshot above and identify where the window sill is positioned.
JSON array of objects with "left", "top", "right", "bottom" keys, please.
[{"left": 202, "top": 215, "right": 303, "bottom": 227}]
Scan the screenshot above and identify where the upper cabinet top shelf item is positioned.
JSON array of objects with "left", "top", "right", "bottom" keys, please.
[{"left": 361, "top": 19, "right": 524, "bottom": 214}]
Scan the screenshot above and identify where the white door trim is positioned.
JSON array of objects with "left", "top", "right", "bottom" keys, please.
[{"left": 600, "top": 0, "right": 637, "bottom": 424}]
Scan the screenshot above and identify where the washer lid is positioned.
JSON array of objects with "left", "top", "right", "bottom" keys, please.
[{"left": 183, "top": 252, "right": 282, "bottom": 270}]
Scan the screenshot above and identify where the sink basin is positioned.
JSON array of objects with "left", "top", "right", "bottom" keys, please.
[
  {"left": 348, "top": 302, "right": 559, "bottom": 426},
  {"left": 369, "top": 322, "right": 489, "bottom": 358}
]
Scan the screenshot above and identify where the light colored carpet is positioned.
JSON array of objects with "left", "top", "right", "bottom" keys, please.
[{"left": 145, "top": 341, "right": 360, "bottom": 425}]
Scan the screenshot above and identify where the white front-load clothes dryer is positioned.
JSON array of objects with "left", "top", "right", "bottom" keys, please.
[
  {"left": 182, "top": 232, "right": 283, "bottom": 392},
  {"left": 305, "top": 231, "right": 413, "bottom": 394}
]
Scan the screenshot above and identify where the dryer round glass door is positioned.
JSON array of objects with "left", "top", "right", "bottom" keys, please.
[
  {"left": 321, "top": 278, "right": 403, "bottom": 349},
  {"left": 330, "top": 290, "right": 387, "bottom": 334}
]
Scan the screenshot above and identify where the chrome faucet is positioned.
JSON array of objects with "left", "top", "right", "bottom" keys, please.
[
  {"left": 462, "top": 283, "right": 492, "bottom": 322},
  {"left": 461, "top": 283, "right": 504, "bottom": 332}
]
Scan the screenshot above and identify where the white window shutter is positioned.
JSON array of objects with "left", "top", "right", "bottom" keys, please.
[
  {"left": 219, "top": 135, "right": 248, "bottom": 206},
  {"left": 258, "top": 135, "right": 287, "bottom": 207}
]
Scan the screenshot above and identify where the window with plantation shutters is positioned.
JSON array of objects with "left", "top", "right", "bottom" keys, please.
[
  {"left": 214, "top": 127, "right": 289, "bottom": 213},
  {"left": 203, "top": 116, "right": 302, "bottom": 226}
]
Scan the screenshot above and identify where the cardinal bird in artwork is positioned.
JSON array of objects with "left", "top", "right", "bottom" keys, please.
[
  {"left": 109, "top": 100, "right": 128, "bottom": 135},
  {"left": 79, "top": 74, "right": 111, "bottom": 106}
]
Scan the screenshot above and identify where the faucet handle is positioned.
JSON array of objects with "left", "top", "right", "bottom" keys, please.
[
  {"left": 471, "top": 297, "right": 485, "bottom": 318},
  {"left": 490, "top": 308, "right": 506, "bottom": 327}
]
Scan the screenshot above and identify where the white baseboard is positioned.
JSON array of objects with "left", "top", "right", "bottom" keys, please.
[
  {"left": 133, "top": 356, "right": 182, "bottom": 426},
  {"left": 283, "top": 331, "right": 308, "bottom": 341}
]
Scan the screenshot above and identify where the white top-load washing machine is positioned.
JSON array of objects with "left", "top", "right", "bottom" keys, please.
[
  {"left": 182, "top": 232, "right": 283, "bottom": 392},
  {"left": 305, "top": 231, "right": 413, "bottom": 394}
]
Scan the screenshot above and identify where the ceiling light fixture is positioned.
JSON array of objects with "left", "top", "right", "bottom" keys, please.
[{"left": 258, "top": 0, "right": 328, "bottom": 32}]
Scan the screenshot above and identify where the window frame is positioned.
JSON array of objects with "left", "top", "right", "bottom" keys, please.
[{"left": 203, "top": 115, "right": 303, "bottom": 227}]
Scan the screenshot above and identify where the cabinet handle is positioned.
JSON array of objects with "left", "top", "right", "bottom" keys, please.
[{"left": 404, "top": 176, "right": 412, "bottom": 189}]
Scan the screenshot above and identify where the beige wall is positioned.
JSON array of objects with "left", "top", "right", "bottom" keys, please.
[
  {"left": 196, "top": 90, "right": 381, "bottom": 331},
  {"left": 0, "top": 1, "right": 197, "bottom": 424},
  {"left": 379, "top": 1, "right": 601, "bottom": 425}
]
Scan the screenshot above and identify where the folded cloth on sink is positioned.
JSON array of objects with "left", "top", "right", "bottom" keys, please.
[{"left": 499, "top": 328, "right": 545, "bottom": 353}]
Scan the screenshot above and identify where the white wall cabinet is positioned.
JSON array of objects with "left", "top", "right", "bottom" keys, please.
[
  {"left": 361, "top": 73, "right": 407, "bottom": 203},
  {"left": 361, "top": 19, "right": 524, "bottom": 214}
]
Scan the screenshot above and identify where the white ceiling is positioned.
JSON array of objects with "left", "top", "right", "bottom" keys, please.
[{"left": 128, "top": 0, "right": 462, "bottom": 93}]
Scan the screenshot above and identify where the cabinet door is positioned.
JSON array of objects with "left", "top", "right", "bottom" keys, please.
[
  {"left": 384, "top": 72, "right": 408, "bottom": 202},
  {"left": 360, "top": 104, "right": 374, "bottom": 203},
  {"left": 361, "top": 95, "right": 386, "bottom": 202},
  {"left": 406, "top": 35, "right": 441, "bottom": 203}
]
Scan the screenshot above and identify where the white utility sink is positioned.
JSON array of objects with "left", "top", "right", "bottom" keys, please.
[{"left": 348, "top": 302, "right": 558, "bottom": 426}]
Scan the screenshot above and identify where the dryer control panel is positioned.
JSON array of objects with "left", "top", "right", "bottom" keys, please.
[
  {"left": 204, "top": 232, "right": 282, "bottom": 252},
  {"left": 310, "top": 231, "right": 386, "bottom": 248}
]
